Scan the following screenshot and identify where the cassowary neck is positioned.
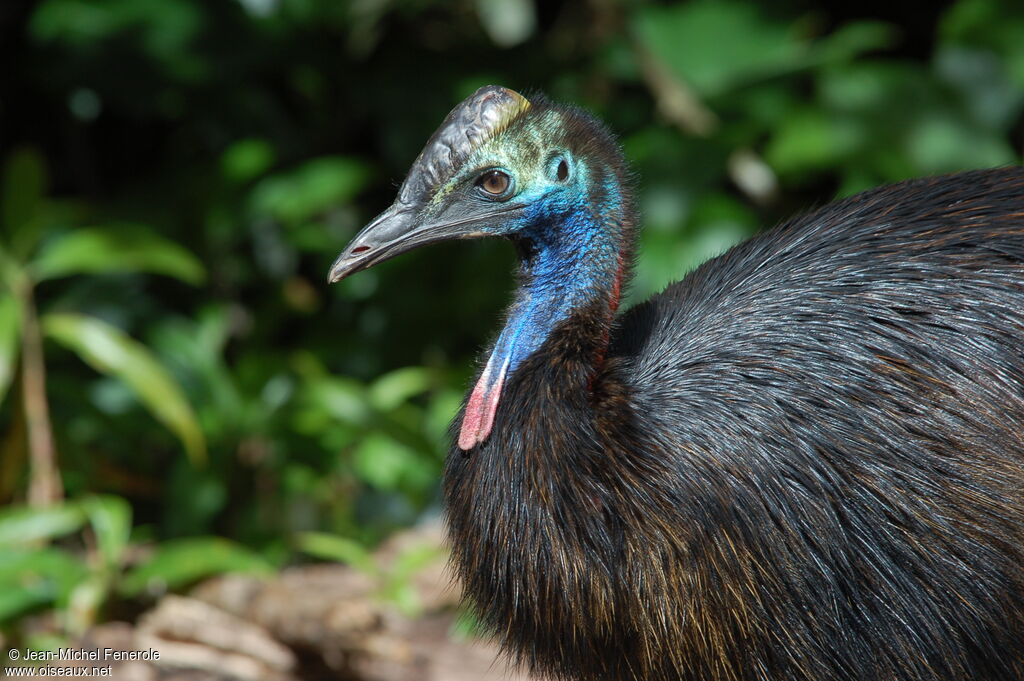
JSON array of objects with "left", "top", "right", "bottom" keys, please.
[
  {"left": 511, "top": 203, "right": 627, "bottom": 367},
  {"left": 459, "top": 168, "right": 633, "bottom": 449}
]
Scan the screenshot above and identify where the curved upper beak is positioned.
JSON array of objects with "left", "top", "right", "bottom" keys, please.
[
  {"left": 328, "top": 203, "right": 419, "bottom": 283},
  {"left": 327, "top": 202, "right": 519, "bottom": 283}
]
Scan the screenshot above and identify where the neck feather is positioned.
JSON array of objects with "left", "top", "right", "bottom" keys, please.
[{"left": 459, "top": 169, "right": 633, "bottom": 450}]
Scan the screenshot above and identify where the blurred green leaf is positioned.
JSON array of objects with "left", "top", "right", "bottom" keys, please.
[
  {"left": 379, "top": 542, "right": 446, "bottom": 617},
  {"left": 305, "top": 375, "right": 372, "bottom": 425},
  {"left": 163, "top": 462, "right": 228, "bottom": 538},
  {"left": 31, "top": 226, "right": 206, "bottom": 284},
  {"left": 633, "top": 194, "right": 754, "bottom": 302},
  {"left": 0, "top": 548, "right": 89, "bottom": 622},
  {"left": 148, "top": 307, "right": 247, "bottom": 437},
  {"left": 0, "top": 588, "right": 46, "bottom": 624},
  {"left": 30, "top": 0, "right": 205, "bottom": 81},
  {"left": 390, "top": 582, "right": 419, "bottom": 615},
  {"left": 43, "top": 313, "right": 207, "bottom": 465},
  {"left": 0, "top": 502, "right": 87, "bottom": 547},
  {"left": 811, "top": 21, "right": 896, "bottom": 64},
  {"left": 819, "top": 62, "right": 911, "bottom": 112},
  {"left": 905, "top": 115, "right": 1016, "bottom": 173},
  {"left": 251, "top": 157, "right": 371, "bottom": 225},
  {"left": 369, "top": 367, "right": 432, "bottom": 412},
  {"left": 296, "top": 532, "right": 377, "bottom": 574},
  {"left": 935, "top": 45, "right": 1024, "bottom": 131},
  {"left": 0, "top": 293, "right": 21, "bottom": 406},
  {"left": 391, "top": 542, "right": 445, "bottom": 580},
  {"left": 353, "top": 432, "right": 422, "bottom": 491},
  {"left": 449, "top": 608, "right": 485, "bottom": 642},
  {"left": 941, "top": 0, "right": 1024, "bottom": 87},
  {"left": 222, "top": 138, "right": 276, "bottom": 183},
  {"left": 119, "top": 537, "right": 273, "bottom": 597},
  {"left": 2, "top": 148, "right": 47, "bottom": 257},
  {"left": 766, "top": 108, "right": 866, "bottom": 175},
  {"left": 636, "top": 1, "right": 803, "bottom": 97},
  {"left": 425, "top": 389, "right": 462, "bottom": 445},
  {"left": 82, "top": 495, "right": 132, "bottom": 569}
]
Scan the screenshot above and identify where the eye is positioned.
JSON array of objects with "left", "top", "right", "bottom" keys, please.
[
  {"left": 477, "top": 170, "right": 511, "bottom": 197},
  {"left": 556, "top": 159, "right": 569, "bottom": 182}
]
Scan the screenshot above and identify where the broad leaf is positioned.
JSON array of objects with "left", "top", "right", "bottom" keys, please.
[
  {"left": 119, "top": 537, "right": 273, "bottom": 597},
  {"left": 43, "top": 313, "right": 206, "bottom": 465},
  {"left": 31, "top": 226, "right": 205, "bottom": 284},
  {"left": 811, "top": 21, "right": 896, "bottom": 65},
  {"left": 635, "top": 1, "right": 803, "bottom": 98},
  {"left": 0, "top": 292, "right": 21, "bottom": 406},
  {"left": 369, "top": 367, "right": 432, "bottom": 412},
  {"left": 353, "top": 432, "right": 423, "bottom": 491},
  {"left": 250, "top": 156, "right": 370, "bottom": 225},
  {"left": 222, "top": 138, "right": 275, "bottom": 183},
  {"left": 0, "top": 548, "right": 89, "bottom": 622},
  {"left": 766, "top": 108, "right": 866, "bottom": 174},
  {"left": 0, "top": 502, "right": 87, "bottom": 547},
  {"left": 304, "top": 375, "right": 372, "bottom": 425},
  {"left": 297, "top": 532, "right": 377, "bottom": 575}
]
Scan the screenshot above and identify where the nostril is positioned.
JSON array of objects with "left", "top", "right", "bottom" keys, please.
[{"left": 352, "top": 246, "right": 371, "bottom": 255}]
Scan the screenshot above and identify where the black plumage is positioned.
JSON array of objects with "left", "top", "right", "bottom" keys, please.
[{"left": 331, "top": 88, "right": 1024, "bottom": 681}]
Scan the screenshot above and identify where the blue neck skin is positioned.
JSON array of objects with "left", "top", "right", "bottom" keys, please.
[{"left": 489, "top": 184, "right": 624, "bottom": 383}]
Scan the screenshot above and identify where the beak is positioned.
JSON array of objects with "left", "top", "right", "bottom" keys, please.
[{"left": 327, "top": 202, "right": 519, "bottom": 283}]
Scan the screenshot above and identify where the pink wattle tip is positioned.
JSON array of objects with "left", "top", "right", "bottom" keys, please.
[{"left": 459, "top": 354, "right": 509, "bottom": 450}]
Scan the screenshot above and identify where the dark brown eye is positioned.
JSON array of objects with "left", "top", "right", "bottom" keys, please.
[
  {"left": 478, "top": 170, "right": 510, "bottom": 196},
  {"left": 556, "top": 159, "right": 569, "bottom": 181}
]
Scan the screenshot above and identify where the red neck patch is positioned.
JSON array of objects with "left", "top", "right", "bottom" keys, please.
[{"left": 459, "top": 351, "right": 510, "bottom": 450}]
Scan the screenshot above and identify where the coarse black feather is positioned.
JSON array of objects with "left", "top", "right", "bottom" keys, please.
[{"left": 444, "top": 165, "right": 1024, "bottom": 681}]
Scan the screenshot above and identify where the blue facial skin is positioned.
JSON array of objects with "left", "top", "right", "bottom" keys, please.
[{"left": 480, "top": 157, "right": 624, "bottom": 382}]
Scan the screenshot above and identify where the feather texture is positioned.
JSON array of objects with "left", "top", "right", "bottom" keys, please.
[{"left": 445, "top": 163, "right": 1024, "bottom": 681}]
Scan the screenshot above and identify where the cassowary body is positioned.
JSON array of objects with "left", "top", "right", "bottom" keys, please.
[{"left": 330, "top": 87, "right": 1024, "bottom": 681}]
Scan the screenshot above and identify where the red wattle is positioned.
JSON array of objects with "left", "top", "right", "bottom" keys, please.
[{"left": 459, "top": 354, "right": 509, "bottom": 450}]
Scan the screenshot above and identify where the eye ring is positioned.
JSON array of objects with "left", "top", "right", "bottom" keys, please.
[{"left": 476, "top": 169, "right": 512, "bottom": 198}]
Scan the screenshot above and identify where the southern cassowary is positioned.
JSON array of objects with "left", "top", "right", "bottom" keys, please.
[{"left": 328, "top": 86, "right": 1024, "bottom": 681}]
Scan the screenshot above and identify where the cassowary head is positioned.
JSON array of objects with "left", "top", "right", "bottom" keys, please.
[{"left": 328, "top": 85, "right": 629, "bottom": 284}]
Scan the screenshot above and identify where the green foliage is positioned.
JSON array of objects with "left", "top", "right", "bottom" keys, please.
[
  {"left": 250, "top": 157, "right": 371, "bottom": 227},
  {"left": 636, "top": 1, "right": 806, "bottom": 98},
  {"left": 0, "top": 294, "right": 20, "bottom": 404},
  {"left": 0, "top": 495, "right": 271, "bottom": 638},
  {"left": 2, "top": 148, "right": 48, "bottom": 259},
  {"left": 0, "top": 548, "right": 88, "bottom": 623},
  {"left": 297, "top": 531, "right": 445, "bottom": 616},
  {"left": 0, "top": 150, "right": 208, "bottom": 493},
  {"left": 296, "top": 532, "right": 377, "bottom": 574},
  {"left": 222, "top": 139, "right": 277, "bottom": 184},
  {"left": 30, "top": 0, "right": 204, "bottom": 81},
  {"left": 32, "top": 226, "right": 205, "bottom": 284},
  {"left": 0, "top": 503, "right": 87, "bottom": 547},
  {"left": 44, "top": 313, "right": 206, "bottom": 465},
  {"left": 120, "top": 537, "right": 273, "bottom": 597},
  {"left": 2, "top": 0, "right": 1022, "bottom": 646}
]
